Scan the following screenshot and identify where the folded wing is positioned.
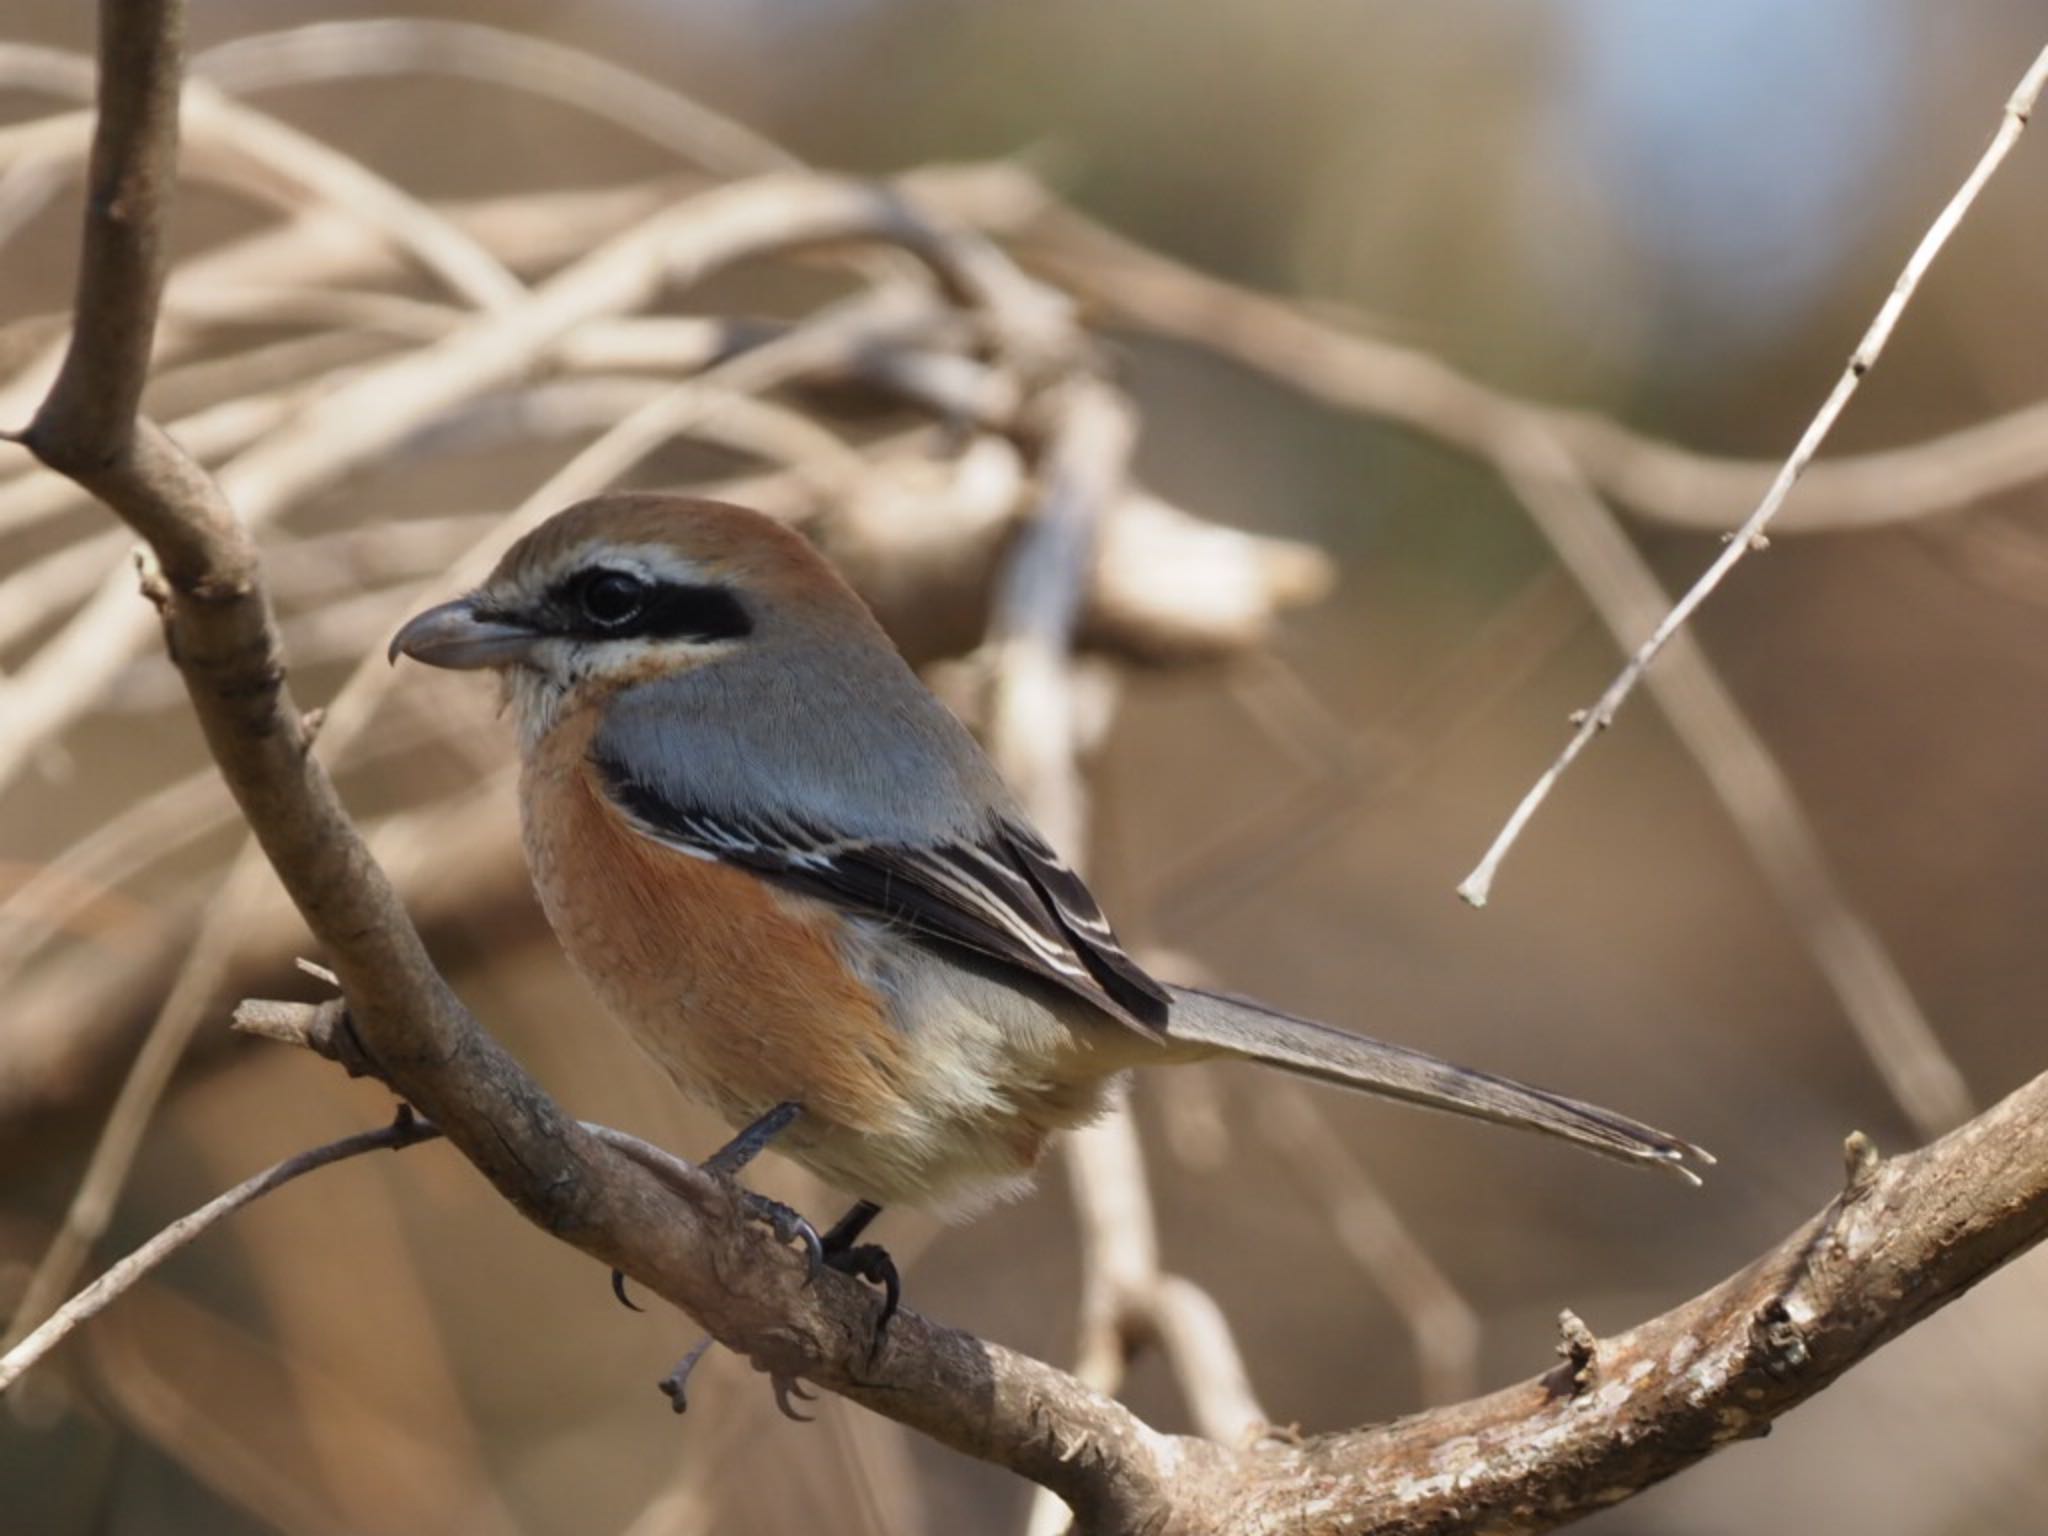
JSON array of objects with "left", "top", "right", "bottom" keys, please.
[{"left": 595, "top": 756, "right": 1171, "bottom": 1032}]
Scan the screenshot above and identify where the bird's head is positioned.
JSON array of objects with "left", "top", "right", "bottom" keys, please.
[{"left": 390, "top": 494, "right": 874, "bottom": 742}]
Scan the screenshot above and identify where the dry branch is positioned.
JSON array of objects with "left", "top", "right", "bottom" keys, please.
[
  {"left": 1457, "top": 43, "right": 2048, "bottom": 906},
  {"left": 926, "top": 164, "right": 2048, "bottom": 537},
  {"left": 0, "top": 1109, "right": 444, "bottom": 1391}
]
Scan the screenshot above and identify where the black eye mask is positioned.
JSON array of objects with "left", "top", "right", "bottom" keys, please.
[{"left": 535, "top": 568, "right": 754, "bottom": 644}]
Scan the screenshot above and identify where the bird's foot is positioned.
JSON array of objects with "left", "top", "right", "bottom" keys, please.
[
  {"left": 651, "top": 1240, "right": 899, "bottom": 1421},
  {"left": 645, "top": 1196, "right": 895, "bottom": 1420},
  {"left": 736, "top": 1188, "right": 824, "bottom": 1279},
  {"left": 770, "top": 1373, "right": 818, "bottom": 1421},
  {"left": 824, "top": 1240, "right": 900, "bottom": 1363},
  {"left": 609, "top": 1191, "right": 818, "bottom": 1311},
  {"left": 816, "top": 1198, "right": 897, "bottom": 1362}
]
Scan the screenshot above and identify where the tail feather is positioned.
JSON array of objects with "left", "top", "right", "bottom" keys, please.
[{"left": 1165, "top": 986, "right": 1711, "bottom": 1183}]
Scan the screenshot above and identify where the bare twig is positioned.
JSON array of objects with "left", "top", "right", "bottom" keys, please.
[
  {"left": 0, "top": 1089, "right": 849, "bottom": 1398},
  {"left": 18, "top": 14, "right": 180, "bottom": 454},
  {"left": 0, "top": 169, "right": 1039, "bottom": 795},
  {"left": 1477, "top": 442, "right": 1973, "bottom": 1134},
  {"left": 982, "top": 360, "right": 1271, "bottom": 1535},
  {"left": 0, "top": 849, "right": 277, "bottom": 1357},
  {"left": 927, "top": 163, "right": 2048, "bottom": 537},
  {"left": 193, "top": 19, "right": 801, "bottom": 177},
  {"left": 1459, "top": 43, "right": 2048, "bottom": 906},
  {"left": 0, "top": 1111, "right": 443, "bottom": 1391},
  {"left": 986, "top": 373, "right": 1133, "bottom": 849}
]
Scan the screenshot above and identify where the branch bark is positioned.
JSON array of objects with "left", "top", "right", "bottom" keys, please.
[{"left": 1212, "top": 1101, "right": 2048, "bottom": 1534}]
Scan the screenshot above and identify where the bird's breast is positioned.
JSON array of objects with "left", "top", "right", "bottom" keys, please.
[{"left": 519, "top": 709, "right": 910, "bottom": 1135}]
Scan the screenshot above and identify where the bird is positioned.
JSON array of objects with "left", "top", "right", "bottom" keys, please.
[{"left": 390, "top": 492, "right": 1706, "bottom": 1400}]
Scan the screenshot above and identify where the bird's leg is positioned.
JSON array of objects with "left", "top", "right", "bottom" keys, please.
[
  {"left": 704, "top": 1101, "right": 824, "bottom": 1275},
  {"left": 819, "top": 1199, "right": 900, "bottom": 1359},
  {"left": 820, "top": 1198, "right": 881, "bottom": 1247},
  {"left": 704, "top": 1099, "right": 803, "bottom": 1177}
]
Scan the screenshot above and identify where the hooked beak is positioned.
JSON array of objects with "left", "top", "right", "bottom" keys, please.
[{"left": 388, "top": 598, "right": 539, "bottom": 670}]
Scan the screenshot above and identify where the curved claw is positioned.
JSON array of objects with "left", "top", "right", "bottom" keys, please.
[
  {"left": 611, "top": 1268, "right": 644, "bottom": 1313},
  {"left": 828, "top": 1242, "right": 902, "bottom": 1362},
  {"left": 797, "top": 1228, "right": 824, "bottom": 1282},
  {"left": 771, "top": 1374, "right": 817, "bottom": 1423},
  {"left": 738, "top": 1190, "right": 824, "bottom": 1280}
]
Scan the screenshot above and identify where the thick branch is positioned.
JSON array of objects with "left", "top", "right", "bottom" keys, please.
[
  {"left": 1199, "top": 1081, "right": 2048, "bottom": 1534},
  {"left": 23, "top": 1, "right": 182, "bottom": 457}
]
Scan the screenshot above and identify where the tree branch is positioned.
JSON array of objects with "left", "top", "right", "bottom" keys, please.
[
  {"left": 0, "top": 1107, "right": 444, "bottom": 1391},
  {"left": 20, "top": 0, "right": 182, "bottom": 458},
  {"left": 1457, "top": 41, "right": 2048, "bottom": 906},
  {"left": 8, "top": 5, "right": 1177, "bottom": 1527},
  {"left": 1220, "top": 1088, "right": 2048, "bottom": 1533},
  {"left": 925, "top": 163, "right": 2048, "bottom": 538}
]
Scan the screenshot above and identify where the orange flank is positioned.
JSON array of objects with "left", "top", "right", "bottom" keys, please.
[{"left": 521, "top": 704, "right": 909, "bottom": 1136}]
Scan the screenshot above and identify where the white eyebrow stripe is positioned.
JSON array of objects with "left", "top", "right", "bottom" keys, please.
[{"left": 571, "top": 544, "right": 718, "bottom": 589}]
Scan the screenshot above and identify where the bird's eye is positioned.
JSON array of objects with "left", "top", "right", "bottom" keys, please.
[{"left": 576, "top": 570, "right": 647, "bottom": 628}]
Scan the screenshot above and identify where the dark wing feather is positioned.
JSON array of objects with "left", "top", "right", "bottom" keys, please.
[
  {"left": 596, "top": 761, "right": 1170, "bottom": 1032},
  {"left": 993, "top": 819, "right": 1170, "bottom": 1021}
]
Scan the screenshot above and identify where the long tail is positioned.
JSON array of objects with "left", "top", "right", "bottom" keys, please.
[{"left": 1165, "top": 986, "right": 1712, "bottom": 1183}]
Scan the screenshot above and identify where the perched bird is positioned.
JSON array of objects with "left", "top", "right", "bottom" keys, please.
[{"left": 391, "top": 493, "right": 1705, "bottom": 1379}]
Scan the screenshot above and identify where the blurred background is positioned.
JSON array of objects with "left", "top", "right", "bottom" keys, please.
[{"left": 3, "top": 2, "right": 2046, "bottom": 1532}]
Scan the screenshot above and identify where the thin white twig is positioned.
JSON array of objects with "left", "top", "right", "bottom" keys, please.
[
  {"left": 1459, "top": 42, "right": 2048, "bottom": 906},
  {"left": 974, "top": 182, "right": 1975, "bottom": 1137},
  {"left": 1149, "top": 1277, "right": 1269, "bottom": 1445}
]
